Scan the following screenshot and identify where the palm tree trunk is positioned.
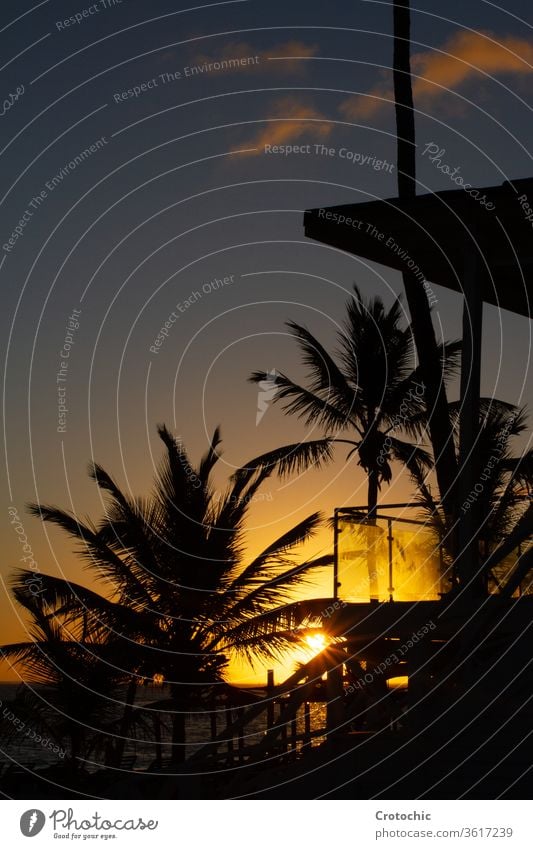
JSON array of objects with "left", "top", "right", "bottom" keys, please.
[{"left": 392, "top": 0, "right": 458, "bottom": 529}]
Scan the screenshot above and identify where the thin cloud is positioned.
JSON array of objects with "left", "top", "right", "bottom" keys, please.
[
  {"left": 340, "top": 30, "right": 533, "bottom": 120},
  {"left": 234, "top": 96, "right": 333, "bottom": 155},
  {"left": 263, "top": 40, "right": 320, "bottom": 74},
  {"left": 188, "top": 40, "right": 319, "bottom": 76}
]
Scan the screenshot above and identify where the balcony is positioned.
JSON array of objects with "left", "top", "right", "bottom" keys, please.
[{"left": 334, "top": 505, "right": 533, "bottom": 603}]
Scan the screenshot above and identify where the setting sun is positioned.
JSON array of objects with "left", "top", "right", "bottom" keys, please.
[{"left": 304, "top": 632, "right": 327, "bottom": 653}]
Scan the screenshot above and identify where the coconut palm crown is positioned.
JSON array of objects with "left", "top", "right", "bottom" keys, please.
[{"left": 249, "top": 285, "right": 460, "bottom": 517}]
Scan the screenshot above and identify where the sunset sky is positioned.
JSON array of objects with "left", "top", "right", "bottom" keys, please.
[{"left": 1, "top": 0, "right": 532, "bottom": 684}]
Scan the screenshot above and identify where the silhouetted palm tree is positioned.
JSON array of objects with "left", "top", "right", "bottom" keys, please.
[
  {"left": 8, "top": 425, "right": 330, "bottom": 763},
  {"left": 251, "top": 287, "right": 451, "bottom": 516},
  {"left": 249, "top": 287, "right": 459, "bottom": 598},
  {"left": 0, "top": 581, "right": 135, "bottom": 770},
  {"left": 409, "top": 399, "right": 533, "bottom": 592}
]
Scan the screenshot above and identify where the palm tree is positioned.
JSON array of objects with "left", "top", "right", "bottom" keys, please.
[
  {"left": 6, "top": 425, "right": 330, "bottom": 764},
  {"left": 409, "top": 400, "right": 533, "bottom": 593},
  {"left": 0, "top": 581, "right": 135, "bottom": 771},
  {"left": 249, "top": 286, "right": 459, "bottom": 596},
  {"left": 251, "top": 287, "right": 443, "bottom": 512}
]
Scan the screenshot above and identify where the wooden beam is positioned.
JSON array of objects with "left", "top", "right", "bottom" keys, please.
[
  {"left": 456, "top": 250, "right": 484, "bottom": 592},
  {"left": 392, "top": 0, "right": 459, "bottom": 526}
]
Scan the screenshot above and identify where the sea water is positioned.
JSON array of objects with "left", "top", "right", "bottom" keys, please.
[{"left": 0, "top": 683, "right": 326, "bottom": 772}]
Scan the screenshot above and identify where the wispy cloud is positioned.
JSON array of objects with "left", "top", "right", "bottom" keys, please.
[
  {"left": 234, "top": 95, "right": 332, "bottom": 155},
  {"left": 262, "top": 40, "right": 320, "bottom": 74},
  {"left": 187, "top": 40, "right": 319, "bottom": 76},
  {"left": 340, "top": 30, "right": 533, "bottom": 120}
]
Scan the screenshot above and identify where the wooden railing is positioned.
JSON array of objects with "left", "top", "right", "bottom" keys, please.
[{"left": 186, "top": 647, "right": 346, "bottom": 768}]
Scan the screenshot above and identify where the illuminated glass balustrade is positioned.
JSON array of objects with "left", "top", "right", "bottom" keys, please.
[{"left": 334, "top": 508, "right": 533, "bottom": 602}]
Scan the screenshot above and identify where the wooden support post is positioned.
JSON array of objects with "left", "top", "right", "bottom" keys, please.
[
  {"left": 210, "top": 710, "right": 217, "bottom": 741},
  {"left": 333, "top": 508, "right": 340, "bottom": 598},
  {"left": 392, "top": 0, "right": 459, "bottom": 528},
  {"left": 387, "top": 518, "right": 394, "bottom": 602},
  {"left": 225, "top": 706, "right": 234, "bottom": 763},
  {"left": 154, "top": 712, "right": 162, "bottom": 768},
  {"left": 304, "top": 701, "right": 311, "bottom": 747},
  {"left": 267, "top": 669, "right": 275, "bottom": 730},
  {"left": 456, "top": 250, "right": 483, "bottom": 594},
  {"left": 237, "top": 708, "right": 245, "bottom": 763},
  {"left": 326, "top": 664, "right": 344, "bottom": 737},
  {"left": 280, "top": 701, "right": 288, "bottom": 753},
  {"left": 406, "top": 636, "right": 431, "bottom": 732},
  {"left": 290, "top": 716, "right": 297, "bottom": 754},
  {"left": 367, "top": 518, "right": 379, "bottom": 601}
]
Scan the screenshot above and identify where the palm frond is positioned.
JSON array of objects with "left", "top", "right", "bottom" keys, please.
[
  {"left": 225, "top": 512, "right": 323, "bottom": 594},
  {"left": 250, "top": 370, "right": 357, "bottom": 432},
  {"left": 234, "top": 439, "right": 335, "bottom": 482},
  {"left": 26, "top": 503, "right": 152, "bottom": 604},
  {"left": 286, "top": 320, "right": 358, "bottom": 407},
  {"left": 198, "top": 426, "right": 223, "bottom": 484}
]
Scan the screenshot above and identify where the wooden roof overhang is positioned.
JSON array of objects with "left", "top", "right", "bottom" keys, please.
[{"left": 304, "top": 177, "right": 533, "bottom": 317}]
